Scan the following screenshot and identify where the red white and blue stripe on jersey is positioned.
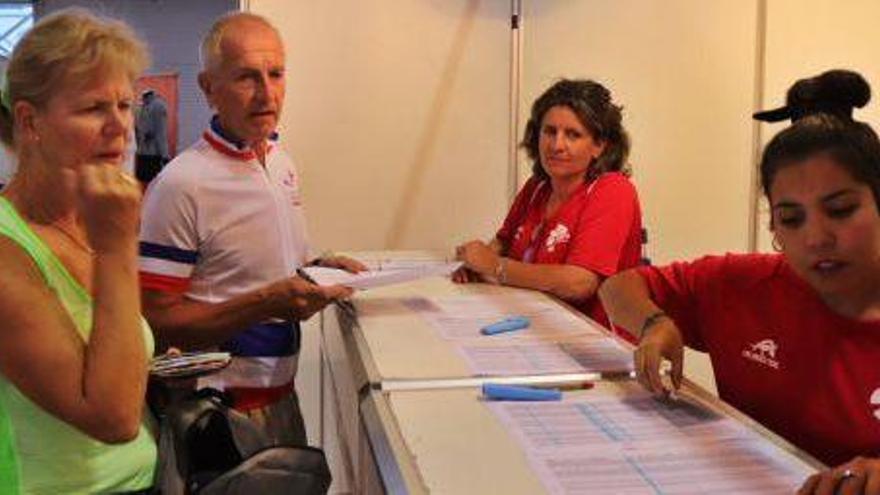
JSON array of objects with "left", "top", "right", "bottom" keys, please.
[
  {"left": 220, "top": 321, "right": 300, "bottom": 358},
  {"left": 212, "top": 320, "right": 301, "bottom": 410},
  {"left": 139, "top": 237, "right": 303, "bottom": 409},
  {"left": 138, "top": 241, "right": 198, "bottom": 294},
  {"left": 138, "top": 237, "right": 302, "bottom": 408}
]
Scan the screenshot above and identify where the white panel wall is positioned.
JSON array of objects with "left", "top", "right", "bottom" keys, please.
[
  {"left": 251, "top": 0, "right": 511, "bottom": 253},
  {"left": 756, "top": 0, "right": 880, "bottom": 251}
]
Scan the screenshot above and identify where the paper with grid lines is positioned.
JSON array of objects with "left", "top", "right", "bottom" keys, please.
[
  {"left": 458, "top": 338, "right": 632, "bottom": 376},
  {"left": 416, "top": 294, "right": 603, "bottom": 341},
  {"left": 488, "top": 391, "right": 814, "bottom": 494}
]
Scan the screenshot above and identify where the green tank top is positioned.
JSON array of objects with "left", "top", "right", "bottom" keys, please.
[
  {"left": 0, "top": 403, "right": 19, "bottom": 494},
  {"left": 0, "top": 196, "right": 157, "bottom": 494}
]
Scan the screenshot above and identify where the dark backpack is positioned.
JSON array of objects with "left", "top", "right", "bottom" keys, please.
[{"left": 155, "top": 390, "right": 332, "bottom": 494}]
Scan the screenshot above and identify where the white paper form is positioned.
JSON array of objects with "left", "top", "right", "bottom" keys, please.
[
  {"left": 489, "top": 392, "right": 814, "bottom": 494},
  {"left": 458, "top": 337, "right": 633, "bottom": 375},
  {"left": 362, "top": 258, "right": 456, "bottom": 271},
  {"left": 299, "top": 262, "right": 462, "bottom": 290},
  {"left": 414, "top": 294, "right": 603, "bottom": 341},
  {"left": 531, "top": 441, "right": 807, "bottom": 495}
]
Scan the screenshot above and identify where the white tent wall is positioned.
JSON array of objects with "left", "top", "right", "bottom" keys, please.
[{"left": 248, "top": 0, "right": 512, "bottom": 253}]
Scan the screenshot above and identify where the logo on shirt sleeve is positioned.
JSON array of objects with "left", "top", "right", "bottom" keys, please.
[{"left": 741, "top": 338, "right": 780, "bottom": 370}]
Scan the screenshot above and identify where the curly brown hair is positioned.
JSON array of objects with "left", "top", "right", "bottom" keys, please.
[{"left": 522, "top": 79, "right": 630, "bottom": 182}]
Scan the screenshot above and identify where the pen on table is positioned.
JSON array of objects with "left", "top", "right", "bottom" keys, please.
[
  {"left": 480, "top": 316, "right": 530, "bottom": 336},
  {"left": 481, "top": 381, "right": 595, "bottom": 402},
  {"left": 482, "top": 383, "right": 562, "bottom": 401},
  {"left": 537, "top": 381, "right": 595, "bottom": 391}
]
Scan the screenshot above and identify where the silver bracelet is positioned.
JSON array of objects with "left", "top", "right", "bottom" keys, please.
[{"left": 494, "top": 257, "right": 508, "bottom": 284}]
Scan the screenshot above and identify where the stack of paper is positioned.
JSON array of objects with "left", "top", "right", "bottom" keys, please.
[
  {"left": 150, "top": 351, "right": 232, "bottom": 379},
  {"left": 299, "top": 261, "right": 462, "bottom": 290}
]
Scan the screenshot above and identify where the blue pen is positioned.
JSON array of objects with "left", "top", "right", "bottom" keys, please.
[
  {"left": 480, "top": 316, "right": 530, "bottom": 336},
  {"left": 482, "top": 383, "right": 562, "bottom": 401}
]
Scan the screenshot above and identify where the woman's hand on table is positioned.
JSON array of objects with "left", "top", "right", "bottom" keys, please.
[
  {"left": 451, "top": 266, "right": 481, "bottom": 283},
  {"left": 454, "top": 240, "right": 499, "bottom": 276},
  {"left": 634, "top": 318, "right": 684, "bottom": 398},
  {"left": 799, "top": 456, "right": 880, "bottom": 495}
]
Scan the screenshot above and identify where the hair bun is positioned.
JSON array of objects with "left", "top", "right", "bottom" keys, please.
[{"left": 787, "top": 69, "right": 871, "bottom": 120}]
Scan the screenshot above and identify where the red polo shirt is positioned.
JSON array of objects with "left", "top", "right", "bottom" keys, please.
[
  {"left": 638, "top": 253, "right": 880, "bottom": 465},
  {"left": 497, "top": 172, "right": 643, "bottom": 328}
]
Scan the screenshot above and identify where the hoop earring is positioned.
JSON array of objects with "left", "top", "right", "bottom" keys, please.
[{"left": 771, "top": 235, "right": 783, "bottom": 252}]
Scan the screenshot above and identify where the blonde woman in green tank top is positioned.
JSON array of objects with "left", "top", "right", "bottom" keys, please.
[{"left": 0, "top": 9, "right": 156, "bottom": 493}]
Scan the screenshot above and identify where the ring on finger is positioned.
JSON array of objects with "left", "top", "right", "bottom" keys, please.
[{"left": 841, "top": 468, "right": 858, "bottom": 480}]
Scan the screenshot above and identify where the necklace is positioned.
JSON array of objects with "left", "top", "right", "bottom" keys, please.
[{"left": 47, "top": 222, "right": 94, "bottom": 256}]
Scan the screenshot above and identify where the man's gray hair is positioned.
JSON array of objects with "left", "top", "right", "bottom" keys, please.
[{"left": 199, "top": 12, "right": 281, "bottom": 72}]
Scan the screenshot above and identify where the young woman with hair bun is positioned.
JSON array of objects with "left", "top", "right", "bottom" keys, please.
[{"left": 600, "top": 70, "right": 880, "bottom": 493}]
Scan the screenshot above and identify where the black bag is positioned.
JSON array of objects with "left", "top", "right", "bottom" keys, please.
[{"left": 156, "top": 390, "right": 332, "bottom": 494}]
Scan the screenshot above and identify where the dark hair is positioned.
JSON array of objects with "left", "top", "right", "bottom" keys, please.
[
  {"left": 760, "top": 114, "right": 880, "bottom": 209},
  {"left": 521, "top": 79, "right": 630, "bottom": 182},
  {"left": 754, "top": 69, "right": 870, "bottom": 123}
]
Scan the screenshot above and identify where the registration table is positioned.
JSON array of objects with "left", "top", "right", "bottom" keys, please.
[{"left": 317, "top": 252, "right": 822, "bottom": 494}]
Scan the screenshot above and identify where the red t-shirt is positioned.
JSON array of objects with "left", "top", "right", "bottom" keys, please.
[
  {"left": 638, "top": 253, "right": 880, "bottom": 466},
  {"left": 496, "top": 173, "right": 643, "bottom": 327}
]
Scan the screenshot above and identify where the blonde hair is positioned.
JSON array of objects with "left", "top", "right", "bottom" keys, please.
[
  {"left": 200, "top": 12, "right": 280, "bottom": 73},
  {"left": 0, "top": 8, "right": 149, "bottom": 146}
]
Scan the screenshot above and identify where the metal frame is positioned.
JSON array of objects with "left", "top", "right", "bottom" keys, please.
[
  {"left": 507, "top": 0, "right": 523, "bottom": 204},
  {"left": 360, "top": 392, "right": 427, "bottom": 495},
  {"left": 747, "top": 0, "right": 768, "bottom": 252}
]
